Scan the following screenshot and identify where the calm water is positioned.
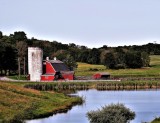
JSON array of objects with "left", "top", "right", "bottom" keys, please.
[{"left": 27, "top": 89, "right": 160, "bottom": 123}]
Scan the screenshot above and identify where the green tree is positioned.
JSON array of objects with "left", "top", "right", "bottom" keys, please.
[
  {"left": 4, "top": 45, "right": 17, "bottom": 75},
  {"left": 16, "top": 41, "right": 28, "bottom": 75},
  {"left": 87, "top": 48, "right": 100, "bottom": 64},
  {"left": 103, "top": 52, "right": 116, "bottom": 69},
  {"left": 141, "top": 52, "right": 150, "bottom": 67},
  {"left": 87, "top": 103, "right": 135, "bottom": 123},
  {"left": 13, "top": 31, "right": 27, "bottom": 41},
  {"left": 78, "top": 50, "right": 89, "bottom": 63},
  {"left": 0, "top": 31, "right": 2, "bottom": 39},
  {"left": 63, "top": 55, "right": 78, "bottom": 71},
  {"left": 52, "top": 50, "right": 69, "bottom": 60},
  {"left": 114, "top": 52, "right": 126, "bottom": 69},
  {"left": 125, "top": 51, "right": 143, "bottom": 68},
  {"left": 0, "top": 42, "right": 17, "bottom": 75}
]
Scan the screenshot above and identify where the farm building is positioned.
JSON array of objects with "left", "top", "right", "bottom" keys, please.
[
  {"left": 28, "top": 47, "right": 74, "bottom": 81},
  {"left": 41, "top": 57, "right": 74, "bottom": 81},
  {"left": 93, "top": 72, "right": 110, "bottom": 80}
]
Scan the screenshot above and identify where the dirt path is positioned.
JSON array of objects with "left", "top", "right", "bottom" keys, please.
[{"left": 0, "top": 76, "right": 15, "bottom": 81}]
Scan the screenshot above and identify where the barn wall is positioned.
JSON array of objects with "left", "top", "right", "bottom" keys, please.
[
  {"left": 41, "top": 75, "right": 55, "bottom": 81},
  {"left": 46, "top": 62, "right": 55, "bottom": 74}
]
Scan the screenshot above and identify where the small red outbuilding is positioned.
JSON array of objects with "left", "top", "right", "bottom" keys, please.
[{"left": 93, "top": 72, "right": 110, "bottom": 80}]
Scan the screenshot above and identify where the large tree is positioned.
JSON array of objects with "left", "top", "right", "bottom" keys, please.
[
  {"left": 87, "top": 48, "right": 100, "bottom": 64},
  {"left": 125, "top": 51, "right": 143, "bottom": 68},
  {"left": 13, "top": 31, "right": 27, "bottom": 41},
  {"left": 16, "top": 41, "right": 28, "bottom": 75},
  {"left": 0, "top": 42, "right": 17, "bottom": 75},
  {"left": 103, "top": 52, "right": 116, "bottom": 69},
  {"left": 0, "top": 31, "right": 2, "bottom": 39}
]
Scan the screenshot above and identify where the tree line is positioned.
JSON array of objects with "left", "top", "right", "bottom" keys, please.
[{"left": 0, "top": 31, "right": 158, "bottom": 75}]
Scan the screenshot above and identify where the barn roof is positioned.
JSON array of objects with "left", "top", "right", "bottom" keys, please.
[
  {"left": 44, "top": 59, "right": 71, "bottom": 72},
  {"left": 51, "top": 63, "right": 69, "bottom": 71},
  {"left": 47, "top": 60, "right": 69, "bottom": 71}
]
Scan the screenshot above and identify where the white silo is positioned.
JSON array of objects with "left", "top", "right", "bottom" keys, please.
[{"left": 28, "top": 47, "right": 43, "bottom": 81}]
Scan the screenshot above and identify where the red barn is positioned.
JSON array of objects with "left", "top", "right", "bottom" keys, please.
[{"left": 41, "top": 58, "right": 74, "bottom": 81}]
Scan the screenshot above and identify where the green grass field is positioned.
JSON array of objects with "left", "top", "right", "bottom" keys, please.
[
  {"left": 0, "top": 82, "right": 82, "bottom": 123},
  {"left": 75, "top": 55, "right": 160, "bottom": 77}
]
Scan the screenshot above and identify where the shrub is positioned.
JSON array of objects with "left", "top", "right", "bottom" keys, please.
[{"left": 87, "top": 103, "right": 135, "bottom": 123}]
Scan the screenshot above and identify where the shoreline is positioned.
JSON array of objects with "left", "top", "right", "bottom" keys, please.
[{"left": 0, "top": 82, "right": 83, "bottom": 123}]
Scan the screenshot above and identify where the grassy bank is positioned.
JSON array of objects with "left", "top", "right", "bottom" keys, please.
[{"left": 0, "top": 82, "right": 82, "bottom": 123}]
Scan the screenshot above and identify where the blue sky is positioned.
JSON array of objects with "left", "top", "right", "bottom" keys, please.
[{"left": 0, "top": 0, "right": 160, "bottom": 48}]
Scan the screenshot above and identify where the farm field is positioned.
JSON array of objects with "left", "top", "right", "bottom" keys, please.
[{"left": 75, "top": 55, "right": 160, "bottom": 78}]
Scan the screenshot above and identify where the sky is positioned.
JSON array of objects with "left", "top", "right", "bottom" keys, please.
[{"left": 0, "top": 0, "right": 160, "bottom": 48}]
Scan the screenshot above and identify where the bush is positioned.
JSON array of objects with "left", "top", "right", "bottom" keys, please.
[{"left": 87, "top": 103, "right": 135, "bottom": 123}]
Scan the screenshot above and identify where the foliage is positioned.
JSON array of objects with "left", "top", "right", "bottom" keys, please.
[
  {"left": 0, "top": 41, "right": 17, "bottom": 75},
  {"left": 13, "top": 31, "right": 27, "bottom": 41},
  {"left": 87, "top": 48, "right": 100, "bottom": 64},
  {"left": 87, "top": 103, "right": 135, "bottom": 123},
  {"left": 103, "top": 52, "right": 116, "bottom": 69},
  {"left": 125, "top": 51, "right": 143, "bottom": 68},
  {"left": 141, "top": 52, "right": 150, "bottom": 67},
  {"left": 63, "top": 55, "right": 78, "bottom": 70},
  {"left": 0, "top": 31, "right": 2, "bottom": 39}
]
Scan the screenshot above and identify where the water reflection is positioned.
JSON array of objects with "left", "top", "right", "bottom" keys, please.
[{"left": 27, "top": 89, "right": 160, "bottom": 123}]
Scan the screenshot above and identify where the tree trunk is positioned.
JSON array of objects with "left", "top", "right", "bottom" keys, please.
[
  {"left": 24, "top": 57, "right": 25, "bottom": 75},
  {"left": 18, "top": 57, "right": 21, "bottom": 79}
]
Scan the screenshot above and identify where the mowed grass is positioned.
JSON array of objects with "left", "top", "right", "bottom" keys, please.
[
  {"left": 0, "top": 82, "right": 82, "bottom": 123},
  {"left": 75, "top": 55, "right": 160, "bottom": 77}
]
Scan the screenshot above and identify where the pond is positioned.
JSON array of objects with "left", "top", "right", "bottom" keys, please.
[{"left": 26, "top": 89, "right": 160, "bottom": 123}]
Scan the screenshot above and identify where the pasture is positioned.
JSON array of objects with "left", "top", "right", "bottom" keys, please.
[{"left": 75, "top": 55, "right": 160, "bottom": 78}]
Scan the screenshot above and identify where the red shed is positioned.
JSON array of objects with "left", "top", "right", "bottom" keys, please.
[
  {"left": 41, "top": 58, "right": 74, "bottom": 81},
  {"left": 93, "top": 72, "right": 110, "bottom": 80}
]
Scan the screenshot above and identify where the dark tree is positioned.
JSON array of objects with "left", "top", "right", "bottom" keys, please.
[
  {"left": 0, "top": 31, "right": 2, "bottom": 39},
  {"left": 0, "top": 42, "right": 17, "bottom": 75},
  {"left": 103, "top": 52, "right": 116, "bottom": 69},
  {"left": 78, "top": 50, "right": 89, "bottom": 63},
  {"left": 87, "top": 48, "right": 100, "bottom": 64},
  {"left": 125, "top": 51, "right": 143, "bottom": 68},
  {"left": 13, "top": 31, "right": 27, "bottom": 41}
]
